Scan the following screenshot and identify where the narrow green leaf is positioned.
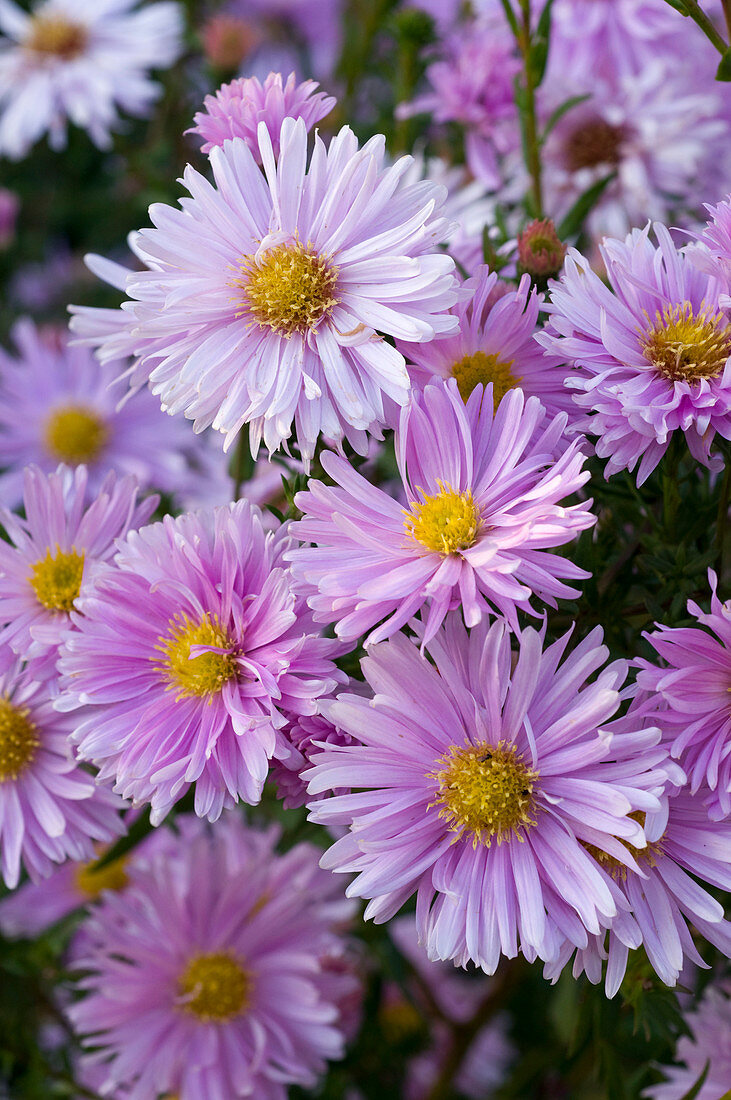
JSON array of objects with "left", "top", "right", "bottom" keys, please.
[
  {"left": 661, "top": 0, "right": 689, "bottom": 12},
  {"left": 678, "top": 1061, "right": 710, "bottom": 1100},
  {"left": 497, "top": 0, "right": 520, "bottom": 37},
  {"left": 716, "top": 47, "right": 731, "bottom": 80},
  {"left": 557, "top": 173, "right": 616, "bottom": 239},
  {"left": 532, "top": 0, "right": 555, "bottom": 85},
  {"left": 541, "top": 93, "right": 592, "bottom": 143}
]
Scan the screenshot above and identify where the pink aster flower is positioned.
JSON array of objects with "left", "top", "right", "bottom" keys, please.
[
  {"left": 190, "top": 71, "right": 336, "bottom": 160},
  {"left": 270, "top": 710, "right": 356, "bottom": 810},
  {"left": 544, "top": 786, "right": 731, "bottom": 996},
  {"left": 697, "top": 194, "right": 731, "bottom": 302},
  {"left": 0, "top": 0, "right": 183, "bottom": 159},
  {"left": 307, "top": 615, "right": 673, "bottom": 972},
  {"left": 57, "top": 501, "right": 342, "bottom": 822},
  {"left": 71, "top": 116, "right": 459, "bottom": 464},
  {"left": 635, "top": 571, "right": 731, "bottom": 820},
  {"left": 287, "top": 378, "right": 594, "bottom": 645},
  {"left": 67, "top": 813, "right": 355, "bottom": 1100},
  {"left": 0, "top": 464, "right": 156, "bottom": 678},
  {"left": 645, "top": 982, "right": 731, "bottom": 1100},
  {"left": 537, "top": 223, "right": 731, "bottom": 484},
  {"left": 0, "top": 644, "right": 123, "bottom": 889},
  {"left": 0, "top": 318, "right": 225, "bottom": 509},
  {"left": 397, "top": 266, "right": 575, "bottom": 421}
]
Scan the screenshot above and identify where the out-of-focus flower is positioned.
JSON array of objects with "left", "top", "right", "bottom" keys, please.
[
  {"left": 227, "top": 0, "right": 343, "bottom": 80},
  {"left": 307, "top": 615, "right": 673, "bottom": 972},
  {"left": 69, "top": 117, "right": 459, "bottom": 464},
  {"left": 58, "top": 501, "right": 342, "bottom": 823},
  {"left": 190, "top": 71, "right": 335, "bottom": 160},
  {"left": 0, "top": 186, "right": 18, "bottom": 247},
  {"left": 636, "top": 571, "right": 731, "bottom": 820},
  {"left": 397, "top": 16, "right": 520, "bottom": 190},
  {"left": 288, "top": 378, "right": 593, "bottom": 644},
  {"left": 0, "top": 319, "right": 226, "bottom": 509},
  {"left": 200, "top": 12, "right": 259, "bottom": 71},
  {"left": 538, "top": 223, "right": 731, "bottom": 484},
  {"left": 0, "top": 0, "right": 183, "bottom": 159},
  {"left": 696, "top": 193, "right": 731, "bottom": 302},
  {"left": 68, "top": 814, "right": 357, "bottom": 1100},
  {"left": 397, "top": 266, "right": 574, "bottom": 420},
  {"left": 0, "top": 644, "right": 123, "bottom": 888},
  {"left": 0, "top": 464, "right": 156, "bottom": 678},
  {"left": 644, "top": 982, "right": 731, "bottom": 1100}
]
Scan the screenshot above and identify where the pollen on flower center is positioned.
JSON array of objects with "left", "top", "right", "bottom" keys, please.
[
  {"left": 0, "top": 697, "right": 39, "bottom": 782},
  {"left": 155, "top": 613, "right": 238, "bottom": 699},
  {"left": 234, "top": 242, "right": 340, "bottom": 336},
  {"left": 431, "top": 741, "right": 538, "bottom": 847},
  {"left": 583, "top": 811, "right": 664, "bottom": 880},
  {"left": 563, "top": 117, "right": 626, "bottom": 172},
  {"left": 25, "top": 15, "right": 88, "bottom": 59},
  {"left": 28, "top": 546, "right": 85, "bottom": 612},
  {"left": 451, "top": 350, "right": 520, "bottom": 407},
  {"left": 178, "top": 952, "right": 251, "bottom": 1022},
  {"left": 44, "top": 405, "right": 109, "bottom": 465},
  {"left": 642, "top": 302, "right": 731, "bottom": 383},
  {"left": 74, "top": 854, "right": 129, "bottom": 898},
  {"left": 405, "top": 482, "right": 480, "bottom": 555}
]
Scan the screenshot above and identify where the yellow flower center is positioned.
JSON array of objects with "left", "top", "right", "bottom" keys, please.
[
  {"left": 28, "top": 546, "right": 85, "bottom": 612},
  {"left": 405, "top": 483, "right": 480, "bottom": 555},
  {"left": 583, "top": 812, "right": 664, "bottom": 881},
  {"left": 234, "top": 242, "right": 340, "bottom": 336},
  {"left": 25, "top": 15, "right": 88, "bottom": 59},
  {"left": 178, "top": 952, "right": 250, "bottom": 1022},
  {"left": 44, "top": 405, "right": 109, "bottom": 465},
  {"left": 642, "top": 303, "right": 731, "bottom": 383},
  {"left": 450, "top": 350, "right": 520, "bottom": 408},
  {"left": 74, "top": 854, "right": 129, "bottom": 898},
  {"left": 0, "top": 698, "right": 39, "bottom": 782},
  {"left": 379, "top": 997, "right": 423, "bottom": 1040},
  {"left": 431, "top": 741, "right": 538, "bottom": 847},
  {"left": 155, "top": 613, "right": 238, "bottom": 700}
]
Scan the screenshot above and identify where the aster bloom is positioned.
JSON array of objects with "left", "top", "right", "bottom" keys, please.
[
  {"left": 0, "top": 644, "right": 123, "bottom": 889},
  {"left": 697, "top": 194, "right": 731, "bottom": 303},
  {"left": 538, "top": 223, "right": 731, "bottom": 484},
  {"left": 68, "top": 814, "right": 355, "bottom": 1100},
  {"left": 307, "top": 616, "right": 673, "bottom": 972},
  {"left": 72, "top": 117, "right": 459, "bottom": 464},
  {"left": 0, "top": 0, "right": 183, "bottom": 159},
  {"left": 270, "top": 710, "right": 355, "bottom": 809},
  {"left": 58, "top": 501, "right": 342, "bottom": 822},
  {"left": 0, "top": 318, "right": 225, "bottom": 509},
  {"left": 397, "top": 266, "right": 575, "bottom": 421},
  {"left": 396, "top": 16, "right": 520, "bottom": 189},
  {"left": 0, "top": 464, "right": 156, "bottom": 677},
  {"left": 645, "top": 983, "right": 731, "bottom": 1100},
  {"left": 288, "top": 378, "right": 594, "bottom": 645},
  {"left": 190, "top": 71, "right": 336, "bottom": 161},
  {"left": 636, "top": 571, "right": 731, "bottom": 820}
]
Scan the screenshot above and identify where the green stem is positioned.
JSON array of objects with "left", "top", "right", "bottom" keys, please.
[
  {"left": 231, "top": 430, "right": 253, "bottom": 500},
  {"left": 680, "top": 0, "right": 729, "bottom": 54},
  {"left": 723, "top": 0, "right": 731, "bottom": 41},
  {"left": 662, "top": 435, "right": 682, "bottom": 539},
  {"left": 513, "top": 0, "right": 544, "bottom": 217}
]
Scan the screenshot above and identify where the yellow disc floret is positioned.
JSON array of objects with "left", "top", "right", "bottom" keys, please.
[
  {"left": 74, "top": 854, "right": 129, "bottom": 898},
  {"left": 431, "top": 741, "right": 539, "bottom": 847},
  {"left": 155, "top": 613, "right": 238, "bottom": 700},
  {"left": 28, "top": 546, "right": 85, "bottom": 612},
  {"left": 451, "top": 351, "right": 520, "bottom": 408},
  {"left": 642, "top": 303, "right": 731, "bottom": 383},
  {"left": 405, "top": 482, "right": 480, "bottom": 555},
  {"left": 25, "top": 15, "right": 88, "bottom": 59},
  {"left": 234, "top": 242, "right": 339, "bottom": 336},
  {"left": 0, "top": 697, "right": 39, "bottom": 782},
  {"left": 178, "top": 952, "right": 250, "bottom": 1022},
  {"left": 583, "top": 812, "right": 664, "bottom": 881},
  {"left": 44, "top": 405, "right": 109, "bottom": 465}
]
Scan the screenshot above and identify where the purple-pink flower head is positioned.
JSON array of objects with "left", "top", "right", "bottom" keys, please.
[
  {"left": 57, "top": 501, "right": 342, "bottom": 823},
  {"left": 75, "top": 116, "right": 459, "bottom": 465},
  {"left": 0, "top": 464, "right": 156, "bottom": 678},
  {"left": 645, "top": 982, "right": 731, "bottom": 1100},
  {"left": 636, "top": 570, "right": 731, "bottom": 820},
  {"left": 538, "top": 223, "right": 731, "bottom": 484},
  {"left": 0, "top": 318, "right": 220, "bottom": 509},
  {"left": 68, "top": 814, "right": 356, "bottom": 1100},
  {"left": 396, "top": 266, "right": 575, "bottom": 422},
  {"left": 270, "top": 710, "right": 356, "bottom": 810},
  {"left": 0, "top": 643, "right": 123, "bottom": 889},
  {"left": 545, "top": 785, "right": 731, "bottom": 996},
  {"left": 190, "top": 71, "right": 336, "bottom": 161},
  {"left": 287, "top": 378, "right": 594, "bottom": 645},
  {"left": 306, "top": 615, "right": 673, "bottom": 973},
  {"left": 697, "top": 194, "right": 731, "bottom": 302}
]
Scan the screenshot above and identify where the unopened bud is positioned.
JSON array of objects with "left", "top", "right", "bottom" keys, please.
[
  {"left": 201, "top": 14, "right": 259, "bottom": 73},
  {"left": 517, "top": 218, "right": 566, "bottom": 280}
]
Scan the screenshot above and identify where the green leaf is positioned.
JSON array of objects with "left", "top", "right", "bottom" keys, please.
[
  {"left": 661, "top": 0, "right": 689, "bottom": 12},
  {"left": 531, "top": 0, "right": 555, "bottom": 85},
  {"left": 557, "top": 173, "right": 616, "bottom": 239},
  {"left": 678, "top": 1061, "right": 710, "bottom": 1100},
  {"left": 716, "top": 47, "right": 731, "bottom": 80},
  {"left": 497, "top": 0, "right": 520, "bottom": 37},
  {"left": 541, "top": 93, "right": 592, "bottom": 143}
]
